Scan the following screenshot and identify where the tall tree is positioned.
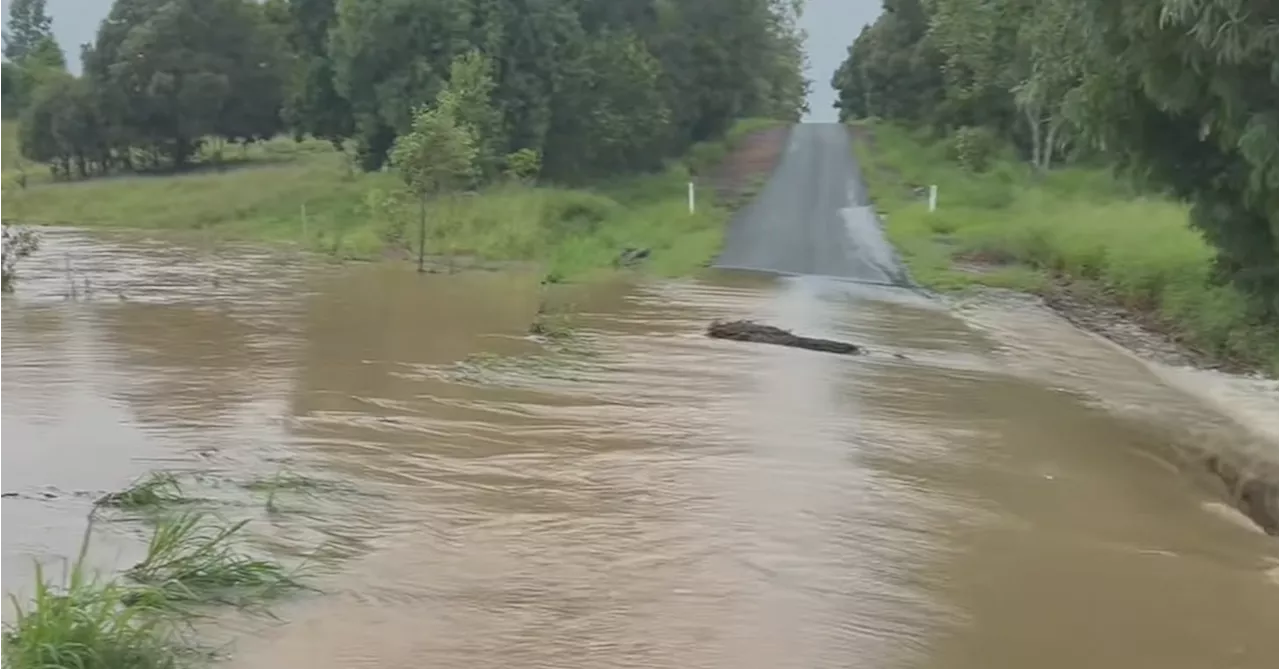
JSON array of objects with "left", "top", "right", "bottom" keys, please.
[
  {"left": 85, "top": 0, "right": 288, "bottom": 167},
  {"left": 329, "top": 0, "right": 474, "bottom": 170},
  {"left": 2, "top": 0, "right": 53, "bottom": 61},
  {"left": 281, "top": 0, "right": 354, "bottom": 149},
  {"left": 543, "top": 31, "right": 670, "bottom": 179},
  {"left": 830, "top": 0, "right": 943, "bottom": 125},
  {"left": 436, "top": 50, "right": 504, "bottom": 180},
  {"left": 482, "top": 0, "right": 582, "bottom": 158}
]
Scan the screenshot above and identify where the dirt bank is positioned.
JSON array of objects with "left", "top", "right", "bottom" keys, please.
[
  {"left": 704, "top": 126, "right": 792, "bottom": 211},
  {"left": 950, "top": 286, "right": 1279, "bottom": 536}
]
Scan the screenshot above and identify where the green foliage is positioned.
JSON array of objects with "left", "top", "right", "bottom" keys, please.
[
  {"left": 1063, "top": 0, "right": 1278, "bottom": 319},
  {"left": 830, "top": 0, "right": 1102, "bottom": 167},
  {"left": 95, "top": 472, "right": 190, "bottom": 510},
  {"left": 18, "top": 73, "right": 108, "bottom": 179},
  {"left": 2, "top": 0, "right": 54, "bottom": 61},
  {"left": 127, "top": 513, "right": 307, "bottom": 607},
  {"left": 1, "top": 0, "right": 67, "bottom": 120},
  {"left": 281, "top": 0, "right": 354, "bottom": 149},
  {"left": 436, "top": 50, "right": 504, "bottom": 181},
  {"left": 542, "top": 31, "right": 670, "bottom": 180},
  {"left": 833, "top": 0, "right": 1277, "bottom": 338},
  {"left": 10, "top": 0, "right": 804, "bottom": 189},
  {"left": 11, "top": 0, "right": 289, "bottom": 176},
  {"left": 830, "top": 0, "right": 942, "bottom": 124},
  {"left": 854, "top": 121, "right": 1276, "bottom": 372},
  {"left": 84, "top": 0, "right": 289, "bottom": 167},
  {"left": 5, "top": 114, "right": 784, "bottom": 280},
  {"left": 328, "top": 0, "right": 473, "bottom": 170},
  {"left": 390, "top": 105, "right": 479, "bottom": 197},
  {"left": 3, "top": 560, "right": 181, "bottom": 669},
  {"left": 503, "top": 148, "right": 542, "bottom": 183},
  {"left": 947, "top": 126, "right": 1001, "bottom": 172}
]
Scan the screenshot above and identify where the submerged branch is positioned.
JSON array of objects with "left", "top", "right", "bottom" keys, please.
[{"left": 706, "top": 320, "right": 864, "bottom": 355}]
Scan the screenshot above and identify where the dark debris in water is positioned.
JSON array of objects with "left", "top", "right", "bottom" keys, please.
[
  {"left": 706, "top": 320, "right": 865, "bottom": 356},
  {"left": 2, "top": 488, "right": 100, "bottom": 501}
]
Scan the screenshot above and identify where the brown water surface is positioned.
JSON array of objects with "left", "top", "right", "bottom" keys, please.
[{"left": 3, "top": 229, "right": 1275, "bottom": 668}]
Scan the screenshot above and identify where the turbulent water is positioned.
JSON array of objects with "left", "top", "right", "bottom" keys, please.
[{"left": 3, "top": 229, "right": 1276, "bottom": 668}]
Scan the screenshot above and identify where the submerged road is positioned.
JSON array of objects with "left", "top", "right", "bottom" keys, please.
[{"left": 715, "top": 123, "right": 909, "bottom": 285}]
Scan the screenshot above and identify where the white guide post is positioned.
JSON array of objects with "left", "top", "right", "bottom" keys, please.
[{"left": 928, "top": 185, "right": 938, "bottom": 213}]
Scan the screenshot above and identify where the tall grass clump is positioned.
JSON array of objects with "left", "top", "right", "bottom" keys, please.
[
  {"left": 851, "top": 120, "right": 1276, "bottom": 372},
  {"left": 96, "top": 472, "right": 190, "bottom": 510},
  {"left": 3, "top": 553, "right": 181, "bottom": 669},
  {"left": 126, "top": 513, "right": 308, "bottom": 608}
]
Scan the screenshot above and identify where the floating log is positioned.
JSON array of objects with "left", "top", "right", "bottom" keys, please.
[{"left": 706, "top": 320, "right": 864, "bottom": 355}]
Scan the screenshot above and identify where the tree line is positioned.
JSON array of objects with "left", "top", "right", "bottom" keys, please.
[
  {"left": 831, "top": 0, "right": 1277, "bottom": 320},
  {"left": 1, "top": 0, "right": 809, "bottom": 182}
]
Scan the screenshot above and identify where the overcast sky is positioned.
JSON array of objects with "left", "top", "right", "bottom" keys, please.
[
  {"left": 3, "top": 0, "right": 881, "bottom": 121},
  {"left": 801, "top": 0, "right": 880, "bottom": 121}
]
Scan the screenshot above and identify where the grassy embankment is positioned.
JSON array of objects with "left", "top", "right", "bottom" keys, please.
[
  {"left": 2, "top": 118, "right": 782, "bottom": 279},
  {"left": 851, "top": 120, "right": 1276, "bottom": 373}
]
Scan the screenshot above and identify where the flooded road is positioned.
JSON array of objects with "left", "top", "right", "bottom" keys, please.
[{"left": 3, "top": 229, "right": 1276, "bottom": 668}]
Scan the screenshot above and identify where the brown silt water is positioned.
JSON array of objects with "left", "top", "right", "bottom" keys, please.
[{"left": 3, "top": 229, "right": 1276, "bottom": 668}]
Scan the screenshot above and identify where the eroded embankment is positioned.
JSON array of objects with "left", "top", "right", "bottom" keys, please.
[{"left": 949, "top": 287, "right": 1279, "bottom": 536}]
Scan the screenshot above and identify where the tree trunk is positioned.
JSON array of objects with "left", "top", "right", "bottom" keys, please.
[
  {"left": 171, "top": 137, "right": 193, "bottom": 170},
  {"left": 416, "top": 193, "right": 427, "bottom": 273},
  {"left": 1040, "top": 121, "right": 1059, "bottom": 171},
  {"left": 1025, "top": 107, "right": 1041, "bottom": 168}
]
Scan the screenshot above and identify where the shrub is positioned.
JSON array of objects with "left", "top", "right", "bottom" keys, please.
[{"left": 947, "top": 126, "right": 1001, "bottom": 172}]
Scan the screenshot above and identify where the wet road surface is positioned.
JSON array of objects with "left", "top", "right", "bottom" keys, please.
[
  {"left": 715, "top": 123, "right": 908, "bottom": 285},
  {"left": 3, "top": 229, "right": 1276, "bottom": 669}
]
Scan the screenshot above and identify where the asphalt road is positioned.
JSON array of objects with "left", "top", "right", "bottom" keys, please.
[{"left": 714, "top": 123, "right": 909, "bottom": 286}]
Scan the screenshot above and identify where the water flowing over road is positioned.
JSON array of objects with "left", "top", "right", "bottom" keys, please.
[{"left": 3, "top": 224, "right": 1275, "bottom": 668}]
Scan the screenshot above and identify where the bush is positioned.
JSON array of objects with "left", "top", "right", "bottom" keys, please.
[
  {"left": 503, "top": 148, "right": 541, "bottom": 183},
  {"left": 947, "top": 126, "right": 1001, "bottom": 172},
  {"left": 1, "top": 224, "right": 40, "bottom": 292}
]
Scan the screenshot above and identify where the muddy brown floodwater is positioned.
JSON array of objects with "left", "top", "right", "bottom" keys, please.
[{"left": 3, "top": 228, "right": 1277, "bottom": 668}]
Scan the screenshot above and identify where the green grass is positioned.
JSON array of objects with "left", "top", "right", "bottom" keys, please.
[
  {"left": 852, "top": 120, "right": 1276, "bottom": 372},
  {"left": 4, "top": 560, "right": 183, "bottom": 669},
  {"left": 3, "top": 513, "right": 311, "bottom": 669},
  {"left": 126, "top": 513, "right": 309, "bottom": 608},
  {"left": 2, "top": 524, "right": 183, "bottom": 669},
  {"left": 95, "top": 472, "right": 190, "bottom": 510},
  {"left": 3, "top": 118, "right": 780, "bottom": 279}
]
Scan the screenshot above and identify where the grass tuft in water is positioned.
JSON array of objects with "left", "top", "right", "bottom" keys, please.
[
  {"left": 242, "top": 471, "right": 355, "bottom": 514},
  {"left": 126, "top": 512, "right": 309, "bottom": 608},
  {"left": 96, "top": 472, "right": 190, "bottom": 510},
  {"left": 3, "top": 544, "right": 181, "bottom": 669},
  {"left": 242, "top": 471, "right": 348, "bottom": 494}
]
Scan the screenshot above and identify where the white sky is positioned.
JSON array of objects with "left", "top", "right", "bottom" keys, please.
[{"left": 801, "top": 0, "right": 881, "bottom": 122}]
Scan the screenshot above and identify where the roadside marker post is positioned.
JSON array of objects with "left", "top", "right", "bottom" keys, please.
[
  {"left": 928, "top": 185, "right": 937, "bottom": 212},
  {"left": 688, "top": 181, "right": 696, "bottom": 214}
]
